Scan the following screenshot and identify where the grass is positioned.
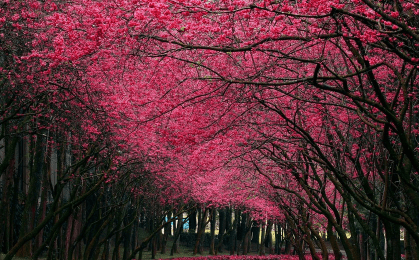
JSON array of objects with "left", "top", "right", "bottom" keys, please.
[
  {"left": 0, "top": 241, "right": 225, "bottom": 260},
  {"left": 1, "top": 246, "right": 234, "bottom": 260},
  {"left": 0, "top": 230, "right": 265, "bottom": 260}
]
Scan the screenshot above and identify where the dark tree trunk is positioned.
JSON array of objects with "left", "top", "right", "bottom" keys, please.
[
  {"left": 275, "top": 224, "right": 281, "bottom": 254},
  {"left": 161, "top": 212, "right": 171, "bottom": 254},
  {"left": 327, "top": 222, "right": 342, "bottom": 260},
  {"left": 17, "top": 133, "right": 46, "bottom": 257},
  {"left": 265, "top": 220, "right": 273, "bottom": 254},
  {"left": 112, "top": 230, "right": 122, "bottom": 260},
  {"left": 123, "top": 212, "right": 133, "bottom": 260},
  {"left": 0, "top": 133, "right": 19, "bottom": 255},
  {"left": 236, "top": 210, "right": 243, "bottom": 254},
  {"left": 226, "top": 207, "right": 233, "bottom": 252},
  {"left": 360, "top": 231, "right": 368, "bottom": 260},
  {"left": 170, "top": 213, "right": 184, "bottom": 256},
  {"left": 251, "top": 221, "right": 260, "bottom": 252},
  {"left": 229, "top": 209, "right": 238, "bottom": 255},
  {"left": 226, "top": 207, "right": 232, "bottom": 234},
  {"left": 151, "top": 234, "right": 157, "bottom": 260},
  {"left": 193, "top": 208, "right": 208, "bottom": 255},
  {"left": 242, "top": 214, "right": 252, "bottom": 255},
  {"left": 189, "top": 209, "right": 197, "bottom": 233},
  {"left": 217, "top": 207, "right": 226, "bottom": 254},
  {"left": 131, "top": 219, "right": 139, "bottom": 259},
  {"left": 102, "top": 222, "right": 112, "bottom": 260},
  {"left": 383, "top": 220, "right": 401, "bottom": 260},
  {"left": 259, "top": 221, "right": 266, "bottom": 256},
  {"left": 209, "top": 207, "right": 216, "bottom": 255}
]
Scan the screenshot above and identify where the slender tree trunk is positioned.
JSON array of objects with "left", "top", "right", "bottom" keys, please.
[
  {"left": 189, "top": 209, "right": 197, "bottom": 233},
  {"left": 193, "top": 208, "right": 208, "bottom": 255},
  {"left": 265, "top": 220, "right": 273, "bottom": 254},
  {"left": 160, "top": 212, "right": 171, "bottom": 254},
  {"left": 170, "top": 213, "right": 184, "bottom": 256},
  {"left": 284, "top": 224, "right": 292, "bottom": 255},
  {"left": 64, "top": 214, "right": 74, "bottom": 260},
  {"left": 259, "top": 221, "right": 266, "bottom": 256},
  {"left": 0, "top": 151, "right": 16, "bottom": 255},
  {"left": 216, "top": 208, "right": 227, "bottom": 254},
  {"left": 102, "top": 223, "right": 111, "bottom": 260},
  {"left": 150, "top": 234, "right": 157, "bottom": 259},
  {"left": 382, "top": 220, "right": 401, "bottom": 260},
  {"left": 0, "top": 131, "right": 19, "bottom": 254},
  {"left": 209, "top": 207, "right": 216, "bottom": 255},
  {"left": 131, "top": 217, "right": 139, "bottom": 259},
  {"left": 123, "top": 208, "right": 134, "bottom": 260},
  {"left": 275, "top": 224, "right": 281, "bottom": 254},
  {"left": 242, "top": 214, "right": 252, "bottom": 255},
  {"left": 251, "top": 221, "right": 260, "bottom": 252},
  {"left": 34, "top": 179, "right": 48, "bottom": 253},
  {"left": 112, "top": 230, "right": 122, "bottom": 260},
  {"left": 360, "top": 231, "right": 368, "bottom": 260},
  {"left": 327, "top": 222, "right": 342, "bottom": 260},
  {"left": 229, "top": 208, "right": 238, "bottom": 255},
  {"left": 17, "top": 133, "right": 46, "bottom": 257}
]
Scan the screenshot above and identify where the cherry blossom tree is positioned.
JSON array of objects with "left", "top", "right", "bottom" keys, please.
[{"left": 2, "top": 0, "right": 419, "bottom": 260}]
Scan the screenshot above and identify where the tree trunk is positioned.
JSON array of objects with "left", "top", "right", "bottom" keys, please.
[
  {"left": 383, "top": 220, "right": 401, "bottom": 260},
  {"left": 0, "top": 152, "right": 15, "bottom": 255},
  {"left": 242, "top": 214, "right": 252, "bottom": 255},
  {"left": 161, "top": 212, "right": 171, "bottom": 254},
  {"left": 131, "top": 218, "right": 139, "bottom": 259},
  {"left": 102, "top": 222, "right": 112, "bottom": 260},
  {"left": 112, "top": 230, "right": 122, "bottom": 260},
  {"left": 215, "top": 208, "right": 228, "bottom": 254},
  {"left": 17, "top": 133, "right": 46, "bottom": 257},
  {"left": 360, "top": 232, "right": 368, "bottom": 260},
  {"left": 151, "top": 234, "right": 158, "bottom": 260},
  {"left": 193, "top": 208, "right": 208, "bottom": 255},
  {"left": 259, "top": 221, "right": 266, "bottom": 256},
  {"left": 265, "top": 220, "right": 273, "bottom": 254},
  {"left": 251, "top": 221, "right": 260, "bottom": 252},
  {"left": 327, "top": 222, "right": 342, "bottom": 260},
  {"left": 229, "top": 208, "right": 238, "bottom": 255},
  {"left": 123, "top": 214, "right": 133, "bottom": 260},
  {"left": 189, "top": 209, "right": 197, "bottom": 233},
  {"left": 275, "top": 224, "right": 281, "bottom": 254},
  {"left": 170, "top": 213, "right": 184, "bottom": 256},
  {"left": 209, "top": 207, "right": 216, "bottom": 255},
  {"left": 216, "top": 208, "right": 226, "bottom": 254}
]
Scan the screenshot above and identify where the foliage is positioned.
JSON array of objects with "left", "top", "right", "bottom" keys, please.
[{"left": 1, "top": 0, "right": 419, "bottom": 259}]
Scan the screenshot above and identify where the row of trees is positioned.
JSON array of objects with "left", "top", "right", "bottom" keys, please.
[
  {"left": 0, "top": 1, "right": 182, "bottom": 259},
  {"left": 134, "top": 0, "right": 419, "bottom": 259},
  {"left": 1, "top": 0, "right": 419, "bottom": 260}
]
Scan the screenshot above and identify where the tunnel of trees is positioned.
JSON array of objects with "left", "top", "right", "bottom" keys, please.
[{"left": 1, "top": 0, "right": 419, "bottom": 260}]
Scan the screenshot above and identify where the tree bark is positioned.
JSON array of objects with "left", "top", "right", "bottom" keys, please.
[
  {"left": 193, "top": 208, "right": 209, "bottom": 255},
  {"left": 229, "top": 208, "right": 238, "bottom": 255},
  {"left": 189, "top": 209, "right": 197, "bottom": 233},
  {"left": 170, "top": 213, "right": 184, "bottom": 256},
  {"left": 209, "top": 207, "right": 216, "bottom": 255},
  {"left": 216, "top": 208, "right": 227, "bottom": 254},
  {"left": 259, "top": 221, "right": 266, "bottom": 256}
]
